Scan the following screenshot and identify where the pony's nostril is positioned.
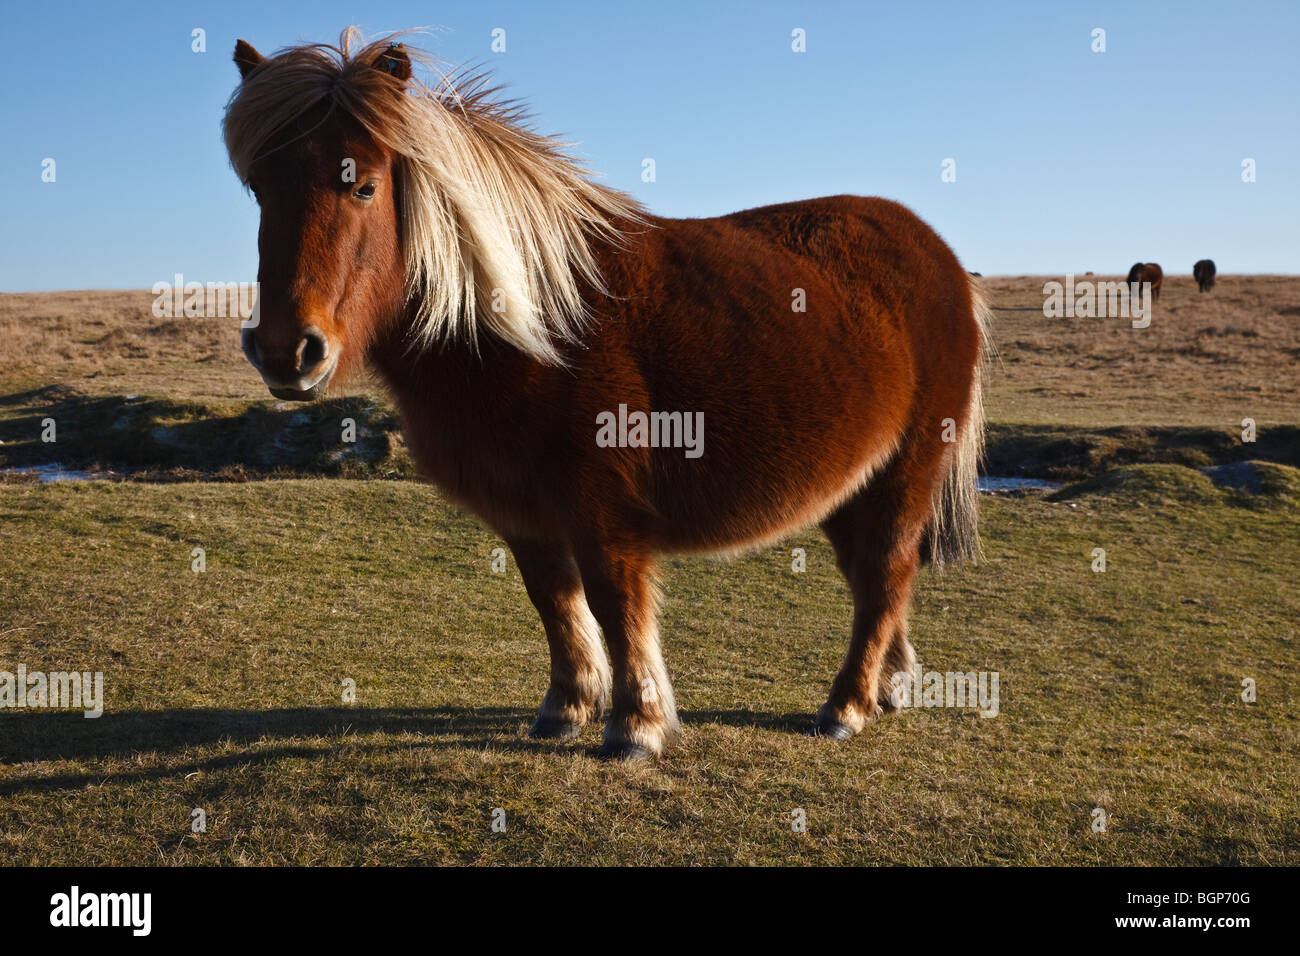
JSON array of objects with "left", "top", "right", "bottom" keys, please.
[{"left": 296, "top": 329, "right": 329, "bottom": 374}]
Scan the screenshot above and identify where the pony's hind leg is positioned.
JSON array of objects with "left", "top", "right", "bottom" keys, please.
[
  {"left": 572, "top": 544, "right": 679, "bottom": 760},
  {"left": 508, "top": 538, "right": 612, "bottom": 739},
  {"left": 812, "top": 466, "right": 933, "bottom": 739}
]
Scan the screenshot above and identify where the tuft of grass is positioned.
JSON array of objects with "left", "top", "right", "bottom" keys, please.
[
  {"left": 1051, "top": 461, "right": 1300, "bottom": 513},
  {"left": 1253, "top": 461, "right": 1300, "bottom": 504},
  {"left": 1050, "top": 463, "right": 1227, "bottom": 506},
  {"left": 985, "top": 423, "right": 1300, "bottom": 481}
]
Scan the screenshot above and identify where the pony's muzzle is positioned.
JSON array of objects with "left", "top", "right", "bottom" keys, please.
[{"left": 242, "top": 325, "right": 336, "bottom": 400}]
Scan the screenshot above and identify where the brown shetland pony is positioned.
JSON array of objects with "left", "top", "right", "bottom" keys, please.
[
  {"left": 224, "top": 30, "right": 989, "bottom": 759},
  {"left": 1127, "top": 262, "right": 1164, "bottom": 302},
  {"left": 1193, "top": 259, "right": 1216, "bottom": 293}
]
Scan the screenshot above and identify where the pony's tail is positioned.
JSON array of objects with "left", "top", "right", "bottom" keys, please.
[{"left": 922, "top": 276, "right": 992, "bottom": 567}]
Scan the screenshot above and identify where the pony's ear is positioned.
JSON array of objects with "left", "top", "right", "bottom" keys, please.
[
  {"left": 372, "top": 43, "right": 412, "bottom": 82},
  {"left": 234, "top": 39, "right": 265, "bottom": 80}
]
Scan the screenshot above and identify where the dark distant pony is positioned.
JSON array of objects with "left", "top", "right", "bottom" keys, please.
[
  {"left": 1127, "top": 262, "right": 1163, "bottom": 303},
  {"left": 1193, "top": 259, "right": 1216, "bottom": 293},
  {"left": 224, "top": 30, "right": 989, "bottom": 759}
]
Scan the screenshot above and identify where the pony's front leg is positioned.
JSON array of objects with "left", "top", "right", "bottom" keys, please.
[
  {"left": 508, "top": 538, "right": 611, "bottom": 739},
  {"left": 573, "top": 545, "right": 679, "bottom": 760}
]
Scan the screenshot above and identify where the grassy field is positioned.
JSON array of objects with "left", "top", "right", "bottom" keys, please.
[{"left": 1, "top": 278, "right": 1297, "bottom": 865}]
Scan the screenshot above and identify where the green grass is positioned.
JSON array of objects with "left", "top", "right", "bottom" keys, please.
[{"left": 2, "top": 471, "right": 1296, "bottom": 865}]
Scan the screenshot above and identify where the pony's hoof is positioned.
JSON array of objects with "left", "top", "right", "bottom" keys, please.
[
  {"left": 810, "top": 717, "right": 856, "bottom": 741},
  {"left": 528, "top": 715, "right": 583, "bottom": 740},
  {"left": 596, "top": 740, "right": 654, "bottom": 761}
]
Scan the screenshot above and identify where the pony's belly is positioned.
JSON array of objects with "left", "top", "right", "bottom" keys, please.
[
  {"left": 401, "top": 426, "right": 569, "bottom": 541},
  {"left": 626, "top": 333, "right": 913, "bottom": 554},
  {"left": 644, "top": 425, "right": 900, "bottom": 555}
]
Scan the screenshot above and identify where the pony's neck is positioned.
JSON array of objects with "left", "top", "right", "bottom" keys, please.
[
  {"left": 366, "top": 307, "right": 575, "bottom": 516},
  {"left": 368, "top": 309, "right": 545, "bottom": 410},
  {"left": 365, "top": 217, "right": 646, "bottom": 410}
]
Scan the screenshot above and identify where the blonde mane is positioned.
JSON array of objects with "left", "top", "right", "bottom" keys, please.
[{"left": 223, "top": 27, "right": 645, "bottom": 363}]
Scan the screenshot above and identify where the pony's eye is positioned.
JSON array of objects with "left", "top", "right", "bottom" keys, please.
[{"left": 354, "top": 183, "right": 377, "bottom": 201}]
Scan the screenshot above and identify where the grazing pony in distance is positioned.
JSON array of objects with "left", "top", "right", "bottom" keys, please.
[
  {"left": 1194, "top": 259, "right": 1216, "bottom": 293},
  {"left": 1127, "top": 262, "right": 1164, "bottom": 303},
  {"left": 224, "top": 29, "right": 989, "bottom": 759}
]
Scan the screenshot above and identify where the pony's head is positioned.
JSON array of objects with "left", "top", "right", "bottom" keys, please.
[
  {"left": 225, "top": 33, "right": 411, "bottom": 399},
  {"left": 223, "top": 28, "right": 643, "bottom": 399}
]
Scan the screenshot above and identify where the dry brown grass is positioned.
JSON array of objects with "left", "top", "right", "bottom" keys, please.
[
  {"left": 980, "top": 274, "right": 1300, "bottom": 427},
  {"left": 0, "top": 291, "right": 377, "bottom": 402}
]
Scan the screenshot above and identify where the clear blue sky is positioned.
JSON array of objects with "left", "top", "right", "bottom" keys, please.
[{"left": 3, "top": 0, "right": 1297, "bottom": 290}]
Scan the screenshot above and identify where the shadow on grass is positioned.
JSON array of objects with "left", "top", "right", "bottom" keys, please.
[
  {"left": 984, "top": 422, "right": 1300, "bottom": 481},
  {"left": 0, "top": 386, "right": 404, "bottom": 479},
  {"left": 5, "top": 386, "right": 1297, "bottom": 484},
  {"left": 0, "top": 706, "right": 812, "bottom": 794}
]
